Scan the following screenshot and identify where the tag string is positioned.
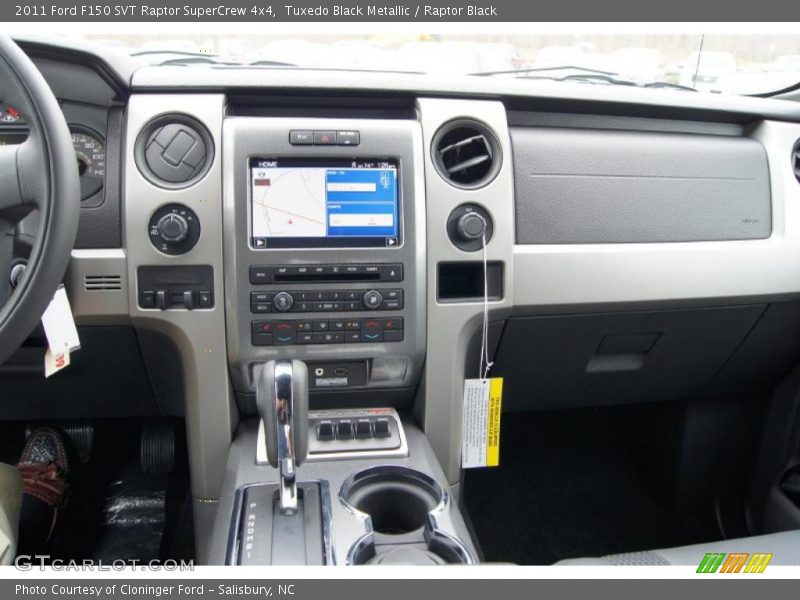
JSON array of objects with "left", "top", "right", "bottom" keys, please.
[{"left": 478, "top": 232, "right": 494, "bottom": 381}]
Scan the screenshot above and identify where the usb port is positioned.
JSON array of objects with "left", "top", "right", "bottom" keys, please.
[{"left": 334, "top": 367, "right": 348, "bottom": 376}]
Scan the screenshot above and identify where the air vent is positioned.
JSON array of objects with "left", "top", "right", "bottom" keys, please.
[
  {"left": 432, "top": 119, "right": 501, "bottom": 189},
  {"left": 84, "top": 275, "right": 122, "bottom": 291},
  {"left": 135, "top": 114, "right": 213, "bottom": 189},
  {"left": 793, "top": 140, "right": 800, "bottom": 184}
]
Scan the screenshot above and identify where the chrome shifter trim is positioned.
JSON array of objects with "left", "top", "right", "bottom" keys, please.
[{"left": 274, "top": 360, "right": 298, "bottom": 514}]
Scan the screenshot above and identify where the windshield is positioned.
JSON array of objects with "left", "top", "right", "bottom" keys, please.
[{"left": 74, "top": 33, "right": 800, "bottom": 95}]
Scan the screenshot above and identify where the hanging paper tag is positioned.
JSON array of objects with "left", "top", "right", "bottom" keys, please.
[
  {"left": 44, "top": 347, "right": 71, "bottom": 378},
  {"left": 461, "top": 377, "right": 503, "bottom": 468},
  {"left": 41, "top": 285, "right": 80, "bottom": 377}
]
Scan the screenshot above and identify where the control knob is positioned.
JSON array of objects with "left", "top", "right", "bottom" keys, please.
[
  {"left": 456, "top": 212, "right": 487, "bottom": 242},
  {"left": 273, "top": 291, "right": 294, "bottom": 312},
  {"left": 362, "top": 290, "right": 383, "bottom": 310},
  {"left": 156, "top": 213, "right": 189, "bottom": 244}
]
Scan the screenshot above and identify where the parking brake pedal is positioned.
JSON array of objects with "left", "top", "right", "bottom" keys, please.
[{"left": 140, "top": 421, "right": 175, "bottom": 473}]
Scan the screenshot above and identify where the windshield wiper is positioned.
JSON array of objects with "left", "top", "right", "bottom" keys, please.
[
  {"left": 472, "top": 65, "right": 618, "bottom": 77},
  {"left": 131, "top": 49, "right": 219, "bottom": 58},
  {"left": 474, "top": 65, "right": 698, "bottom": 92},
  {"left": 248, "top": 60, "right": 298, "bottom": 67}
]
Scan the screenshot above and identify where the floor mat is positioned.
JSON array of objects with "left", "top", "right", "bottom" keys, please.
[
  {"left": 46, "top": 420, "right": 190, "bottom": 563},
  {"left": 462, "top": 406, "right": 722, "bottom": 565}
]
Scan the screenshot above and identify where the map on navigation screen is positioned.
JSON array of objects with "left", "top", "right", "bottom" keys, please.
[
  {"left": 249, "top": 158, "right": 400, "bottom": 248},
  {"left": 251, "top": 167, "right": 328, "bottom": 237}
]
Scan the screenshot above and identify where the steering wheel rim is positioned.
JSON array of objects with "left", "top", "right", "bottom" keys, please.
[{"left": 0, "top": 35, "right": 80, "bottom": 365}]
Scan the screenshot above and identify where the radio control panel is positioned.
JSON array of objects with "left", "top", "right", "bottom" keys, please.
[{"left": 250, "top": 289, "right": 403, "bottom": 314}]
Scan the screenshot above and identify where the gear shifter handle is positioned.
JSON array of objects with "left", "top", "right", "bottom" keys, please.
[{"left": 255, "top": 359, "right": 309, "bottom": 514}]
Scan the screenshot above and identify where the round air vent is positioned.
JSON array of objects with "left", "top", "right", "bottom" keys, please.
[
  {"left": 792, "top": 140, "right": 800, "bottom": 184},
  {"left": 135, "top": 115, "right": 213, "bottom": 189},
  {"left": 431, "top": 119, "right": 501, "bottom": 189}
]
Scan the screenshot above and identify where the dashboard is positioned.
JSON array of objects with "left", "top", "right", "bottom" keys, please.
[{"left": 8, "top": 35, "right": 800, "bottom": 562}]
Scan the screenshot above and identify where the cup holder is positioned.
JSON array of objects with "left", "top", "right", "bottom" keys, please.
[
  {"left": 346, "top": 477, "right": 439, "bottom": 534},
  {"left": 339, "top": 465, "right": 474, "bottom": 565}
]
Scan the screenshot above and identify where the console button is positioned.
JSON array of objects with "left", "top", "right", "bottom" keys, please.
[
  {"left": 274, "top": 321, "right": 295, "bottom": 334},
  {"left": 363, "top": 319, "right": 382, "bottom": 333},
  {"left": 297, "top": 333, "right": 315, "bottom": 345},
  {"left": 249, "top": 266, "right": 270, "bottom": 284},
  {"left": 381, "top": 264, "right": 403, "bottom": 281},
  {"left": 155, "top": 290, "right": 168, "bottom": 310},
  {"left": 363, "top": 331, "right": 383, "bottom": 343},
  {"left": 384, "top": 330, "right": 404, "bottom": 342},
  {"left": 274, "top": 332, "right": 296, "bottom": 345},
  {"left": 362, "top": 290, "right": 383, "bottom": 310},
  {"left": 183, "top": 290, "right": 197, "bottom": 310},
  {"left": 382, "top": 317, "right": 403, "bottom": 330},
  {"left": 336, "top": 421, "right": 353, "bottom": 439},
  {"left": 384, "top": 289, "right": 403, "bottom": 300},
  {"left": 198, "top": 291, "right": 213, "bottom": 307},
  {"left": 373, "top": 419, "right": 391, "bottom": 438},
  {"left": 295, "top": 321, "right": 312, "bottom": 331},
  {"left": 251, "top": 321, "right": 273, "bottom": 334},
  {"left": 344, "top": 301, "right": 362, "bottom": 311},
  {"left": 314, "top": 130, "right": 337, "bottom": 145},
  {"left": 252, "top": 333, "right": 273, "bottom": 346},
  {"left": 140, "top": 290, "right": 155, "bottom": 308},
  {"left": 355, "top": 420, "right": 373, "bottom": 439},
  {"left": 345, "top": 332, "right": 362, "bottom": 343},
  {"left": 316, "top": 421, "right": 335, "bottom": 441},
  {"left": 330, "top": 320, "right": 345, "bottom": 331},
  {"left": 289, "top": 130, "right": 314, "bottom": 145},
  {"left": 251, "top": 302, "right": 272, "bottom": 314},
  {"left": 294, "top": 302, "right": 312, "bottom": 312},
  {"left": 344, "top": 319, "right": 361, "bottom": 330},
  {"left": 273, "top": 291, "right": 294, "bottom": 312},
  {"left": 312, "top": 320, "right": 329, "bottom": 331},
  {"left": 251, "top": 292, "right": 273, "bottom": 303},
  {"left": 336, "top": 130, "right": 360, "bottom": 146},
  {"left": 382, "top": 299, "right": 403, "bottom": 310}
]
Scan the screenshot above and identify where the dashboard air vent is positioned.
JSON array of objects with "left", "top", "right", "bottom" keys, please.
[
  {"left": 432, "top": 119, "right": 501, "bottom": 189},
  {"left": 793, "top": 140, "right": 800, "bottom": 184},
  {"left": 84, "top": 275, "right": 122, "bottom": 291},
  {"left": 135, "top": 114, "right": 213, "bottom": 189}
]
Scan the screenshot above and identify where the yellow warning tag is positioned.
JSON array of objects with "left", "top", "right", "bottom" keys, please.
[{"left": 461, "top": 377, "right": 503, "bottom": 468}]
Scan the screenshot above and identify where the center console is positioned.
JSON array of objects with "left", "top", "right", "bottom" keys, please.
[
  {"left": 208, "top": 114, "right": 477, "bottom": 565},
  {"left": 222, "top": 117, "right": 426, "bottom": 406}
]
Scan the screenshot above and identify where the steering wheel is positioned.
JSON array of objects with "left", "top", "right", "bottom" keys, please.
[{"left": 0, "top": 36, "right": 80, "bottom": 366}]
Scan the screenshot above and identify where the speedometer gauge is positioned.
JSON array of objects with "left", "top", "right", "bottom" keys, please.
[{"left": 71, "top": 129, "right": 106, "bottom": 200}]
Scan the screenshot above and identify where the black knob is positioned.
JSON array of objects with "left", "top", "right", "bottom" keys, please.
[
  {"left": 156, "top": 213, "right": 189, "bottom": 244},
  {"left": 273, "top": 291, "right": 294, "bottom": 312},
  {"left": 362, "top": 290, "right": 383, "bottom": 310},
  {"left": 456, "top": 212, "right": 487, "bottom": 241}
]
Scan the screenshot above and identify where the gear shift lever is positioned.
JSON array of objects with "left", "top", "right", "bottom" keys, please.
[{"left": 256, "top": 359, "right": 309, "bottom": 514}]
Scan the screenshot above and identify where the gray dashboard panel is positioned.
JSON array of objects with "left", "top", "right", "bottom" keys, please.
[{"left": 512, "top": 127, "right": 771, "bottom": 244}]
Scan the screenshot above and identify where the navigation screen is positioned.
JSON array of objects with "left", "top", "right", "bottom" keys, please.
[{"left": 249, "top": 158, "right": 400, "bottom": 249}]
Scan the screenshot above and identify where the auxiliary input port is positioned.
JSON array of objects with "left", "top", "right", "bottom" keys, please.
[{"left": 314, "top": 367, "right": 324, "bottom": 377}]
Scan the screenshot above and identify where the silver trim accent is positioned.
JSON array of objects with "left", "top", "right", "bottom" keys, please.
[
  {"left": 307, "top": 408, "right": 408, "bottom": 462},
  {"left": 274, "top": 360, "right": 298, "bottom": 515},
  {"left": 257, "top": 408, "right": 409, "bottom": 463}
]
